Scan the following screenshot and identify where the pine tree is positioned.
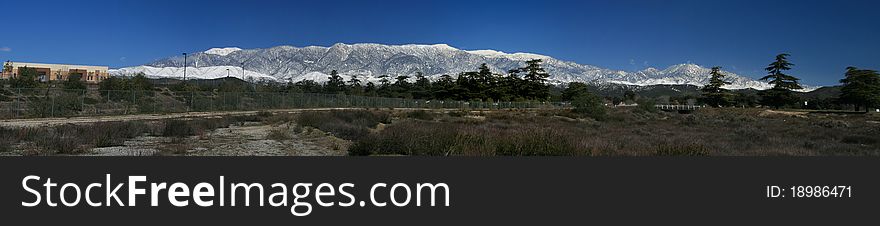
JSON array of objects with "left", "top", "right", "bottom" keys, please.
[
  {"left": 759, "top": 54, "right": 802, "bottom": 108},
  {"left": 347, "top": 74, "right": 362, "bottom": 86},
  {"left": 324, "top": 70, "right": 346, "bottom": 94},
  {"left": 432, "top": 74, "right": 456, "bottom": 100},
  {"left": 412, "top": 72, "right": 432, "bottom": 99},
  {"left": 294, "top": 80, "right": 322, "bottom": 93},
  {"left": 456, "top": 71, "right": 479, "bottom": 100},
  {"left": 475, "top": 64, "right": 497, "bottom": 100},
  {"left": 377, "top": 75, "right": 392, "bottom": 97},
  {"left": 700, "top": 66, "right": 732, "bottom": 107},
  {"left": 839, "top": 67, "right": 880, "bottom": 112},
  {"left": 393, "top": 75, "right": 412, "bottom": 98},
  {"left": 347, "top": 74, "right": 363, "bottom": 95},
  {"left": 363, "top": 82, "right": 377, "bottom": 96},
  {"left": 492, "top": 70, "right": 520, "bottom": 101},
  {"left": 520, "top": 59, "right": 550, "bottom": 100},
  {"left": 561, "top": 82, "right": 590, "bottom": 101},
  {"left": 505, "top": 68, "right": 527, "bottom": 101}
]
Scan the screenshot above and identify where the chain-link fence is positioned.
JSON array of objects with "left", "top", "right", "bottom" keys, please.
[{"left": 0, "top": 88, "right": 568, "bottom": 119}]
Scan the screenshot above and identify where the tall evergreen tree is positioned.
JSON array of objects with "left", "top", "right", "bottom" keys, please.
[
  {"left": 294, "top": 80, "right": 322, "bottom": 93},
  {"left": 700, "top": 66, "right": 732, "bottom": 107},
  {"left": 412, "top": 72, "right": 432, "bottom": 99},
  {"left": 324, "top": 70, "right": 346, "bottom": 94},
  {"left": 393, "top": 75, "right": 412, "bottom": 98},
  {"left": 505, "top": 68, "right": 527, "bottom": 101},
  {"left": 456, "top": 71, "right": 480, "bottom": 100},
  {"left": 347, "top": 74, "right": 363, "bottom": 95},
  {"left": 561, "top": 82, "right": 590, "bottom": 101},
  {"left": 363, "top": 82, "right": 377, "bottom": 96},
  {"left": 377, "top": 75, "right": 392, "bottom": 97},
  {"left": 432, "top": 74, "right": 457, "bottom": 100},
  {"left": 839, "top": 67, "right": 880, "bottom": 112},
  {"left": 759, "top": 54, "right": 802, "bottom": 108},
  {"left": 347, "top": 74, "right": 362, "bottom": 86},
  {"left": 520, "top": 59, "right": 551, "bottom": 100}
]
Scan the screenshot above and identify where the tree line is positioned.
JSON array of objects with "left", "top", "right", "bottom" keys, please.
[
  {"left": 4, "top": 54, "right": 878, "bottom": 112},
  {"left": 699, "top": 53, "right": 880, "bottom": 111},
  {"left": 287, "top": 59, "right": 553, "bottom": 102}
]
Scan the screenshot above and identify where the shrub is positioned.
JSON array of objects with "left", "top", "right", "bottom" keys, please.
[
  {"left": 296, "top": 110, "right": 389, "bottom": 140},
  {"left": 27, "top": 92, "right": 84, "bottom": 118},
  {"left": 635, "top": 98, "right": 658, "bottom": 113},
  {"left": 163, "top": 120, "right": 195, "bottom": 137},
  {"left": 3, "top": 121, "right": 152, "bottom": 154},
  {"left": 571, "top": 93, "right": 606, "bottom": 120},
  {"left": 653, "top": 143, "right": 709, "bottom": 156},
  {"left": 267, "top": 127, "right": 292, "bottom": 141},
  {"left": 405, "top": 110, "right": 435, "bottom": 120},
  {"left": 256, "top": 111, "right": 273, "bottom": 118},
  {"left": 841, "top": 135, "right": 879, "bottom": 145},
  {"left": 348, "top": 120, "right": 592, "bottom": 156},
  {"left": 447, "top": 110, "right": 467, "bottom": 118}
]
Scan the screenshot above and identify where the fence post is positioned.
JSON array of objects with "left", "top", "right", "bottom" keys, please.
[
  {"left": 14, "top": 88, "right": 20, "bottom": 118},
  {"left": 50, "top": 89, "right": 55, "bottom": 118},
  {"left": 81, "top": 89, "right": 86, "bottom": 116},
  {"left": 131, "top": 89, "right": 135, "bottom": 114},
  {"left": 189, "top": 91, "right": 194, "bottom": 112}
]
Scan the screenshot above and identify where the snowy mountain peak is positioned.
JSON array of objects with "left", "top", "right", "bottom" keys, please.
[
  {"left": 467, "top": 49, "right": 551, "bottom": 61},
  {"left": 114, "top": 43, "right": 818, "bottom": 91},
  {"left": 665, "top": 63, "right": 703, "bottom": 72},
  {"left": 204, "top": 47, "right": 242, "bottom": 56}
]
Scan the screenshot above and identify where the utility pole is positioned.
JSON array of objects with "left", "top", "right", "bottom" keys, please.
[{"left": 182, "top": 53, "right": 187, "bottom": 81}]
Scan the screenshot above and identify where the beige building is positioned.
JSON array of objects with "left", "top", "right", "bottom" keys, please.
[{"left": 1, "top": 61, "right": 110, "bottom": 84}]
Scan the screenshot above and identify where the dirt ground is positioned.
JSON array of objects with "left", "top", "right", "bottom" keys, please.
[
  {"left": 85, "top": 121, "right": 348, "bottom": 156},
  {"left": 0, "top": 109, "right": 363, "bottom": 156},
  {"left": 0, "top": 108, "right": 368, "bottom": 128}
]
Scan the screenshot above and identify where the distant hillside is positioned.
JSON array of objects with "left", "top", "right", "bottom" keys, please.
[{"left": 112, "top": 43, "right": 819, "bottom": 91}]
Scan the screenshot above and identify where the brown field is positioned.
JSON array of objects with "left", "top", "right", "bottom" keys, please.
[{"left": 0, "top": 107, "right": 878, "bottom": 156}]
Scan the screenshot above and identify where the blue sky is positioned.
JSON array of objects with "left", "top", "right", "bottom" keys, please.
[{"left": 0, "top": 0, "right": 878, "bottom": 86}]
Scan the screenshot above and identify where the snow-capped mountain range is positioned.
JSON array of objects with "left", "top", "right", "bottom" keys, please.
[{"left": 111, "top": 43, "right": 816, "bottom": 91}]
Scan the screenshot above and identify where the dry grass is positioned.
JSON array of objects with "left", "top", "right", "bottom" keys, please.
[
  {"left": 295, "top": 110, "right": 391, "bottom": 140},
  {"left": 267, "top": 126, "right": 293, "bottom": 141},
  {"left": 348, "top": 108, "right": 880, "bottom": 156},
  {"left": 3, "top": 107, "right": 877, "bottom": 156},
  {"left": 0, "top": 114, "right": 270, "bottom": 155}
]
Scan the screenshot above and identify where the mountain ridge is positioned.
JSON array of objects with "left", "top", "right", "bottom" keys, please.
[{"left": 110, "top": 43, "right": 817, "bottom": 91}]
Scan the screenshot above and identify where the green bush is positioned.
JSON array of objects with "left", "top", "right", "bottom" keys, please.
[
  {"left": 27, "top": 93, "right": 83, "bottom": 118},
  {"left": 571, "top": 93, "right": 606, "bottom": 120},
  {"left": 636, "top": 98, "right": 658, "bottom": 113}
]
